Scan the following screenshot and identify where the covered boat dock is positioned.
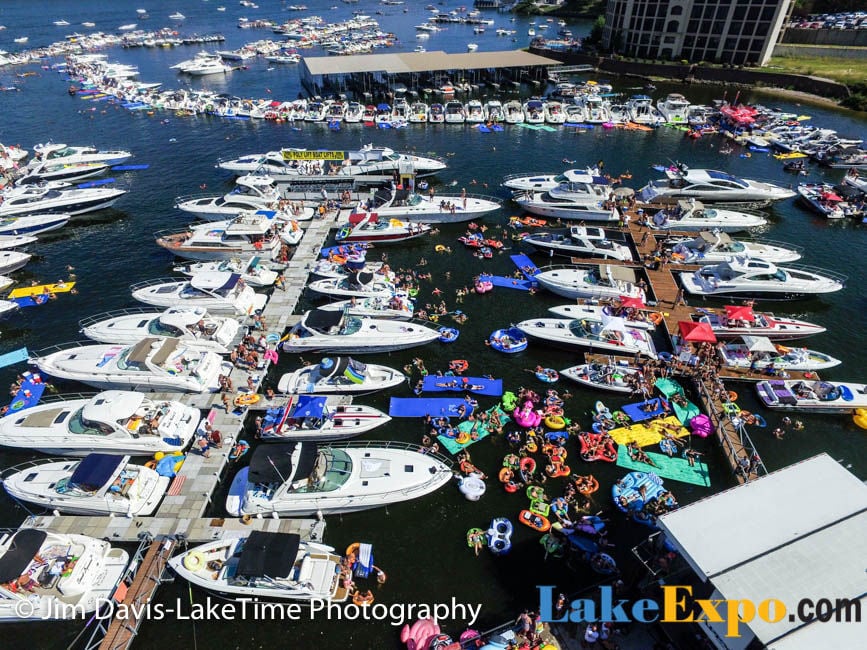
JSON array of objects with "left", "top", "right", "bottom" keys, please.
[{"left": 299, "top": 49, "right": 561, "bottom": 97}]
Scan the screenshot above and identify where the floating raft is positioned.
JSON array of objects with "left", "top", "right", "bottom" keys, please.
[
  {"left": 655, "top": 378, "right": 701, "bottom": 425},
  {"left": 437, "top": 404, "right": 510, "bottom": 454},
  {"left": 423, "top": 375, "right": 503, "bottom": 396},
  {"left": 616, "top": 445, "right": 710, "bottom": 487},
  {"left": 0, "top": 347, "right": 29, "bottom": 369},
  {"left": 8, "top": 281, "right": 76, "bottom": 299},
  {"left": 388, "top": 397, "right": 475, "bottom": 418},
  {"left": 478, "top": 273, "right": 535, "bottom": 291},
  {"left": 510, "top": 253, "right": 540, "bottom": 279},
  {"left": 608, "top": 415, "right": 689, "bottom": 447},
  {"left": 621, "top": 397, "right": 670, "bottom": 423},
  {"left": 8, "top": 373, "right": 46, "bottom": 414}
]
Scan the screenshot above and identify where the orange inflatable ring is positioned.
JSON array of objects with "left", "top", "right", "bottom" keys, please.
[
  {"left": 524, "top": 440, "right": 538, "bottom": 454},
  {"left": 449, "top": 360, "right": 469, "bottom": 373},
  {"left": 499, "top": 468, "right": 513, "bottom": 483},
  {"left": 649, "top": 312, "right": 664, "bottom": 326},
  {"left": 456, "top": 431, "right": 471, "bottom": 445},
  {"left": 739, "top": 410, "right": 757, "bottom": 425},
  {"left": 727, "top": 391, "right": 738, "bottom": 402},
  {"left": 352, "top": 591, "right": 374, "bottom": 606},
  {"left": 576, "top": 475, "right": 599, "bottom": 495},
  {"left": 234, "top": 393, "right": 261, "bottom": 407},
  {"left": 145, "top": 460, "right": 157, "bottom": 470}
]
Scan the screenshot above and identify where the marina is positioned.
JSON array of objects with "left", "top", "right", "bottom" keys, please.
[{"left": 0, "top": 2, "right": 865, "bottom": 649}]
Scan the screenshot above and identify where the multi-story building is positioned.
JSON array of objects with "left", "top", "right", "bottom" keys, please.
[{"left": 602, "top": 0, "right": 793, "bottom": 66}]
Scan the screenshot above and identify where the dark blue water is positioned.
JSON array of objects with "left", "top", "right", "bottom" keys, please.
[{"left": 1, "top": 1, "right": 865, "bottom": 648}]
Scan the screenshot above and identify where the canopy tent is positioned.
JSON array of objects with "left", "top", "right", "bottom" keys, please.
[
  {"left": 678, "top": 320, "right": 718, "bottom": 343},
  {"left": 618, "top": 295, "right": 647, "bottom": 309},
  {"left": 742, "top": 335, "right": 778, "bottom": 354},
  {"left": 236, "top": 531, "right": 301, "bottom": 579},
  {"left": 724, "top": 304, "right": 755, "bottom": 322},
  {"left": 69, "top": 454, "right": 123, "bottom": 492}
]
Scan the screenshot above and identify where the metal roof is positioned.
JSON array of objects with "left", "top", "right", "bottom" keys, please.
[
  {"left": 302, "top": 50, "right": 561, "bottom": 77},
  {"left": 658, "top": 453, "right": 867, "bottom": 649}
]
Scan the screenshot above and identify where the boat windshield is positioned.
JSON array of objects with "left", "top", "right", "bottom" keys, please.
[
  {"left": 147, "top": 319, "right": 183, "bottom": 336},
  {"left": 406, "top": 193, "right": 425, "bottom": 207},
  {"left": 296, "top": 449, "right": 352, "bottom": 493},
  {"left": 68, "top": 408, "right": 114, "bottom": 436},
  {"left": 340, "top": 317, "right": 362, "bottom": 335}
]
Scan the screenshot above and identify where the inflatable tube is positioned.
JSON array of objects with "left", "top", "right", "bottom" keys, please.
[
  {"left": 658, "top": 351, "right": 673, "bottom": 362},
  {"left": 449, "top": 359, "right": 469, "bottom": 373},
  {"left": 353, "top": 591, "right": 374, "bottom": 606},
  {"left": 519, "top": 457, "right": 536, "bottom": 474},
  {"left": 486, "top": 517, "right": 513, "bottom": 555},
  {"left": 467, "top": 528, "right": 487, "bottom": 548},
  {"left": 853, "top": 414, "right": 867, "bottom": 430},
  {"left": 519, "top": 509, "right": 551, "bottom": 532},
  {"left": 234, "top": 393, "right": 261, "bottom": 407},
  {"left": 526, "top": 485, "right": 546, "bottom": 501},
  {"left": 503, "top": 454, "right": 520, "bottom": 469},
  {"left": 530, "top": 499, "right": 550, "bottom": 517},
  {"left": 753, "top": 414, "right": 767, "bottom": 428},
  {"left": 434, "top": 245, "right": 447, "bottom": 253},
  {"left": 145, "top": 460, "right": 157, "bottom": 470},
  {"left": 579, "top": 432, "right": 618, "bottom": 463},
  {"left": 649, "top": 312, "right": 663, "bottom": 326},
  {"left": 504, "top": 481, "right": 519, "bottom": 493},
  {"left": 502, "top": 391, "right": 518, "bottom": 411},
  {"left": 183, "top": 551, "right": 206, "bottom": 572},
  {"left": 739, "top": 410, "right": 757, "bottom": 425},
  {"left": 498, "top": 468, "right": 513, "bottom": 483},
  {"left": 458, "top": 474, "right": 486, "bottom": 501},
  {"left": 544, "top": 414, "right": 566, "bottom": 430},
  {"left": 524, "top": 439, "right": 538, "bottom": 454},
  {"left": 855, "top": 408, "right": 867, "bottom": 418},
  {"left": 727, "top": 391, "right": 738, "bottom": 402},
  {"left": 456, "top": 431, "right": 471, "bottom": 445}
]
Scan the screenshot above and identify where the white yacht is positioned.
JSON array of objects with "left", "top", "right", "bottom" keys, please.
[
  {"left": 343, "top": 101, "right": 364, "bottom": 123},
  {"left": 548, "top": 304, "right": 656, "bottom": 331},
  {"left": 484, "top": 100, "right": 504, "bottom": 122},
  {"left": 0, "top": 214, "right": 70, "bottom": 237},
  {"left": 465, "top": 99, "right": 485, "bottom": 123},
  {"left": 544, "top": 100, "right": 566, "bottom": 124},
  {"left": 665, "top": 231, "right": 802, "bottom": 265},
  {"left": 560, "top": 362, "right": 641, "bottom": 394},
  {"left": 18, "top": 160, "right": 109, "bottom": 185},
  {"left": 0, "top": 391, "right": 198, "bottom": 456},
  {"left": 534, "top": 265, "right": 647, "bottom": 301},
  {"left": 174, "top": 256, "right": 278, "bottom": 288},
  {"left": 756, "top": 379, "right": 867, "bottom": 413},
  {"left": 408, "top": 101, "right": 428, "bottom": 123},
  {"left": 168, "top": 532, "right": 347, "bottom": 602},
  {"left": 638, "top": 166, "right": 797, "bottom": 204},
  {"left": 657, "top": 93, "right": 691, "bottom": 124},
  {"left": 80, "top": 306, "right": 240, "bottom": 354},
  {"left": 503, "top": 100, "right": 524, "bottom": 124},
  {"left": 0, "top": 234, "right": 37, "bottom": 250},
  {"left": 648, "top": 200, "right": 767, "bottom": 232},
  {"left": 155, "top": 211, "right": 287, "bottom": 262},
  {"left": 428, "top": 103, "right": 445, "bottom": 124},
  {"left": 679, "top": 257, "right": 846, "bottom": 299},
  {"left": 580, "top": 94, "right": 610, "bottom": 124},
  {"left": 278, "top": 358, "right": 405, "bottom": 394},
  {"left": 523, "top": 99, "right": 545, "bottom": 123},
  {"left": 687, "top": 308, "right": 825, "bottom": 340},
  {"left": 0, "top": 529, "right": 128, "bottom": 622},
  {"left": 522, "top": 226, "right": 633, "bottom": 260},
  {"left": 354, "top": 188, "right": 501, "bottom": 224},
  {"left": 30, "top": 338, "right": 233, "bottom": 393},
  {"left": 796, "top": 183, "right": 858, "bottom": 219},
  {"left": 444, "top": 100, "right": 466, "bottom": 124},
  {"left": 512, "top": 170, "right": 618, "bottom": 221},
  {"left": 316, "top": 296, "right": 414, "bottom": 321},
  {"left": 335, "top": 214, "right": 431, "bottom": 245},
  {"left": 0, "top": 183, "right": 126, "bottom": 217},
  {"left": 171, "top": 51, "right": 231, "bottom": 76},
  {"left": 225, "top": 441, "right": 452, "bottom": 516},
  {"left": 626, "top": 95, "right": 665, "bottom": 126},
  {"left": 1, "top": 453, "right": 170, "bottom": 516},
  {"left": 0, "top": 249, "right": 30, "bottom": 274},
  {"left": 256, "top": 395, "right": 391, "bottom": 441},
  {"left": 715, "top": 337, "right": 840, "bottom": 372},
  {"left": 687, "top": 105, "right": 714, "bottom": 126},
  {"left": 131, "top": 272, "right": 268, "bottom": 316},
  {"left": 174, "top": 175, "right": 283, "bottom": 220},
  {"left": 564, "top": 104, "right": 586, "bottom": 124},
  {"left": 503, "top": 167, "right": 600, "bottom": 192},
  {"left": 306, "top": 272, "right": 401, "bottom": 300},
  {"left": 281, "top": 309, "right": 440, "bottom": 354},
  {"left": 516, "top": 316, "right": 657, "bottom": 358},
  {"left": 32, "top": 143, "right": 132, "bottom": 166}
]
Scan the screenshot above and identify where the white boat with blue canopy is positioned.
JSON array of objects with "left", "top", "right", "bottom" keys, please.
[
  {"left": 0, "top": 453, "right": 169, "bottom": 516},
  {"left": 0, "top": 213, "right": 70, "bottom": 236},
  {"left": 174, "top": 255, "right": 278, "bottom": 288},
  {"left": 225, "top": 440, "right": 453, "bottom": 516},
  {"left": 131, "top": 272, "right": 268, "bottom": 316},
  {"left": 278, "top": 357, "right": 405, "bottom": 394},
  {"left": 256, "top": 394, "right": 391, "bottom": 441}
]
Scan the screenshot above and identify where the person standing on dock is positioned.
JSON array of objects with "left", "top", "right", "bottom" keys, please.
[{"left": 673, "top": 287, "right": 686, "bottom": 307}]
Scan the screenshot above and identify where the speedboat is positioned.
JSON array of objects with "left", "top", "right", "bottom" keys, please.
[
  {"left": 281, "top": 309, "right": 440, "bottom": 354},
  {"left": 17, "top": 160, "right": 109, "bottom": 185},
  {"left": 647, "top": 200, "right": 767, "bottom": 232},
  {"left": 344, "top": 101, "right": 364, "bottom": 123},
  {"left": 626, "top": 95, "right": 665, "bottom": 126},
  {"left": 225, "top": 441, "right": 452, "bottom": 516},
  {"left": 715, "top": 337, "right": 840, "bottom": 372},
  {"left": 0, "top": 234, "right": 38, "bottom": 250},
  {"left": 523, "top": 99, "right": 544, "bottom": 124},
  {"left": 1, "top": 453, "right": 169, "bottom": 516},
  {"left": 174, "top": 175, "right": 283, "bottom": 220},
  {"left": 444, "top": 100, "right": 466, "bottom": 124},
  {"left": 79, "top": 306, "right": 240, "bottom": 353},
  {"left": 306, "top": 272, "right": 400, "bottom": 300},
  {"left": 665, "top": 231, "right": 802, "bottom": 265},
  {"left": 564, "top": 104, "right": 586, "bottom": 123},
  {"left": 0, "top": 249, "right": 30, "bottom": 274},
  {"left": 516, "top": 316, "right": 657, "bottom": 358},
  {"left": 168, "top": 532, "right": 347, "bottom": 602},
  {"left": 485, "top": 100, "right": 504, "bottom": 122},
  {"left": 32, "top": 143, "right": 131, "bottom": 166},
  {"left": 534, "top": 265, "right": 647, "bottom": 301},
  {"left": 687, "top": 105, "right": 714, "bottom": 126},
  {"left": 688, "top": 306, "right": 825, "bottom": 340},
  {"left": 408, "top": 101, "right": 428, "bottom": 123},
  {"left": 679, "top": 257, "right": 846, "bottom": 300},
  {"left": 560, "top": 362, "right": 642, "bottom": 394},
  {"left": 278, "top": 357, "right": 405, "bottom": 394},
  {"left": 0, "top": 183, "right": 126, "bottom": 217},
  {"left": 756, "top": 379, "right": 867, "bottom": 413},
  {"left": 503, "top": 167, "right": 600, "bottom": 192},
  {"left": 316, "top": 296, "right": 414, "bottom": 320},
  {"left": 155, "top": 211, "right": 287, "bottom": 262},
  {"left": 131, "top": 272, "right": 268, "bottom": 316},
  {"left": 0, "top": 529, "right": 128, "bottom": 622},
  {"left": 352, "top": 188, "right": 500, "bottom": 224},
  {"left": 172, "top": 51, "right": 231, "bottom": 76},
  {"left": 428, "top": 103, "right": 445, "bottom": 124},
  {"left": 0, "top": 390, "right": 198, "bottom": 455},
  {"left": 522, "top": 226, "right": 633, "bottom": 261},
  {"left": 390, "top": 99, "right": 409, "bottom": 124},
  {"left": 174, "top": 256, "right": 278, "bottom": 288},
  {"left": 169, "top": 12, "right": 185, "bottom": 20},
  {"left": 579, "top": 94, "right": 610, "bottom": 124},
  {"left": 30, "top": 338, "right": 233, "bottom": 393},
  {"left": 512, "top": 170, "right": 618, "bottom": 221},
  {"left": 544, "top": 101, "right": 566, "bottom": 124},
  {"left": 657, "top": 93, "right": 691, "bottom": 124},
  {"left": 548, "top": 304, "right": 656, "bottom": 330},
  {"left": 465, "top": 100, "right": 485, "bottom": 124},
  {"left": 335, "top": 213, "right": 432, "bottom": 244},
  {"left": 256, "top": 395, "right": 391, "bottom": 441},
  {"left": 638, "top": 165, "right": 797, "bottom": 204},
  {"left": 503, "top": 100, "right": 524, "bottom": 124},
  {"left": 310, "top": 258, "right": 385, "bottom": 280},
  {"left": 796, "top": 183, "right": 859, "bottom": 219}
]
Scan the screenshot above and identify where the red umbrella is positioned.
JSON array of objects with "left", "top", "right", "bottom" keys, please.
[
  {"left": 724, "top": 305, "right": 755, "bottom": 322},
  {"left": 618, "top": 295, "right": 647, "bottom": 309},
  {"left": 678, "top": 320, "right": 718, "bottom": 343}
]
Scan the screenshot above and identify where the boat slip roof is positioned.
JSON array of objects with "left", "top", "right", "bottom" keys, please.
[
  {"left": 658, "top": 453, "right": 867, "bottom": 649},
  {"left": 301, "top": 50, "right": 560, "bottom": 77}
]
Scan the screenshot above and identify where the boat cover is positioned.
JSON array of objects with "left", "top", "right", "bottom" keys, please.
[
  {"left": 0, "top": 529, "right": 48, "bottom": 583},
  {"left": 422, "top": 375, "right": 503, "bottom": 396},
  {"left": 236, "top": 531, "right": 300, "bottom": 579},
  {"left": 289, "top": 395, "right": 327, "bottom": 419},
  {"left": 248, "top": 443, "right": 317, "bottom": 483},
  {"left": 305, "top": 309, "right": 343, "bottom": 332},
  {"left": 70, "top": 454, "right": 123, "bottom": 492}
]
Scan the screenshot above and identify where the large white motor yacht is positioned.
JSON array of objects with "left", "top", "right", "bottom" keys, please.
[
  {"left": 756, "top": 379, "right": 867, "bottom": 413},
  {"left": 626, "top": 95, "right": 665, "bottom": 126},
  {"left": 131, "top": 272, "right": 267, "bottom": 316},
  {"left": 0, "top": 390, "right": 198, "bottom": 456},
  {"left": 256, "top": 395, "right": 391, "bottom": 441},
  {"left": 32, "top": 143, "right": 132, "bottom": 166},
  {"left": 174, "top": 175, "right": 285, "bottom": 221},
  {"left": 679, "top": 257, "right": 846, "bottom": 299},
  {"left": 0, "top": 529, "right": 128, "bottom": 622},
  {"left": 714, "top": 336, "right": 840, "bottom": 372},
  {"left": 169, "top": 532, "right": 347, "bottom": 602},
  {"left": 686, "top": 307, "right": 825, "bottom": 340},
  {"left": 512, "top": 170, "right": 618, "bottom": 221},
  {"left": 664, "top": 231, "right": 802, "bottom": 265},
  {"left": 306, "top": 272, "right": 401, "bottom": 300},
  {"left": 30, "top": 338, "right": 233, "bottom": 393},
  {"left": 174, "top": 256, "right": 278, "bottom": 288},
  {"left": 638, "top": 166, "right": 797, "bottom": 204},
  {"left": 657, "top": 93, "right": 691, "bottom": 124},
  {"left": 1, "top": 453, "right": 170, "bottom": 516},
  {"left": 155, "top": 211, "right": 289, "bottom": 262},
  {"left": 0, "top": 214, "right": 70, "bottom": 237},
  {"left": 647, "top": 200, "right": 767, "bottom": 232},
  {"left": 534, "top": 265, "right": 647, "bottom": 301},
  {"left": 502, "top": 167, "right": 600, "bottom": 192},
  {"left": 522, "top": 226, "right": 633, "bottom": 260},
  {"left": 278, "top": 357, "right": 405, "bottom": 394},
  {"left": 0, "top": 183, "right": 126, "bottom": 217},
  {"left": 226, "top": 441, "right": 453, "bottom": 516},
  {"left": 579, "top": 94, "right": 611, "bottom": 124},
  {"left": 281, "top": 309, "right": 440, "bottom": 354},
  {"left": 353, "top": 187, "right": 500, "bottom": 224},
  {"left": 79, "top": 306, "right": 240, "bottom": 353},
  {"left": 548, "top": 304, "right": 656, "bottom": 330},
  {"left": 516, "top": 316, "right": 657, "bottom": 358}
]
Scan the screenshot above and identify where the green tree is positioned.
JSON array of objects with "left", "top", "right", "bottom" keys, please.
[{"left": 585, "top": 16, "right": 605, "bottom": 47}]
